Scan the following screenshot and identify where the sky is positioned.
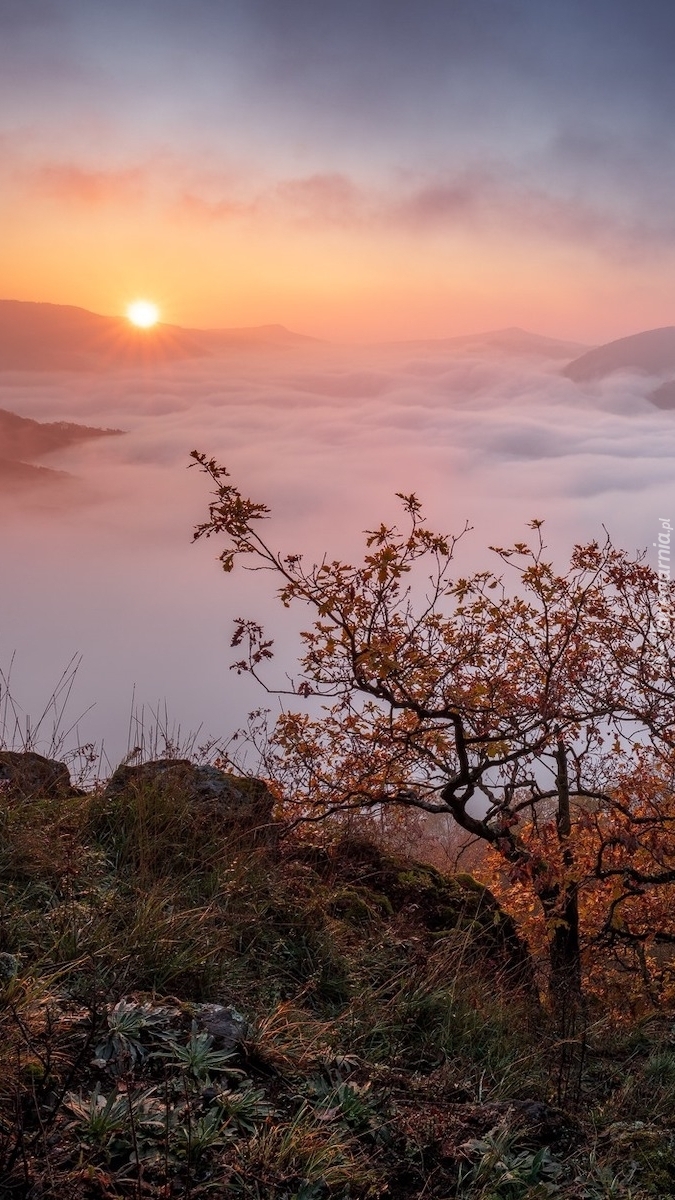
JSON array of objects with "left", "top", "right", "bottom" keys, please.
[{"left": 2, "top": 0, "right": 675, "bottom": 339}]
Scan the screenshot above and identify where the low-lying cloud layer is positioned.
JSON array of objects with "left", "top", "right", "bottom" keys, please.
[{"left": 1, "top": 336, "right": 672, "bottom": 764}]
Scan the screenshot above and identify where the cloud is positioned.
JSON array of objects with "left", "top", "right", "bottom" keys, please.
[
  {"left": 386, "top": 170, "right": 675, "bottom": 262},
  {"left": 175, "top": 165, "right": 675, "bottom": 261},
  {"left": 27, "top": 164, "right": 145, "bottom": 206},
  {"left": 175, "top": 192, "right": 256, "bottom": 222},
  {"left": 9, "top": 129, "right": 675, "bottom": 267},
  {"left": 273, "top": 173, "right": 366, "bottom": 227},
  {"left": 1, "top": 335, "right": 673, "bottom": 765},
  {"left": 5, "top": 0, "right": 675, "bottom": 271}
]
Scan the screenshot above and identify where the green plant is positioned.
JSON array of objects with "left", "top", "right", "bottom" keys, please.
[
  {"left": 64, "top": 1084, "right": 163, "bottom": 1152},
  {"left": 171, "top": 1104, "right": 234, "bottom": 1163},
  {"left": 306, "top": 1074, "right": 381, "bottom": 1136},
  {"left": 572, "top": 1149, "right": 640, "bottom": 1199},
  {"left": 159, "top": 1023, "right": 237, "bottom": 1083},
  {"left": 214, "top": 1081, "right": 273, "bottom": 1133},
  {"left": 457, "top": 1127, "right": 563, "bottom": 1198},
  {"left": 643, "top": 1049, "right": 675, "bottom": 1089},
  {"left": 113, "top": 885, "right": 227, "bottom": 993},
  {"left": 64, "top": 1085, "right": 131, "bottom": 1146},
  {"left": 94, "top": 999, "right": 175, "bottom": 1072},
  {"left": 228, "top": 1101, "right": 377, "bottom": 1195}
]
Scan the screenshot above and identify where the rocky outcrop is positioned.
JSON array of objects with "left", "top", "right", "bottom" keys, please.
[
  {"left": 290, "top": 836, "right": 535, "bottom": 990},
  {"left": 0, "top": 750, "right": 77, "bottom": 798},
  {"left": 103, "top": 759, "right": 278, "bottom": 844}
]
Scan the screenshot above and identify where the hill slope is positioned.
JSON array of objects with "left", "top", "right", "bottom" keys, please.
[
  {"left": 0, "top": 751, "right": 672, "bottom": 1198},
  {"left": 0, "top": 407, "right": 122, "bottom": 460},
  {"left": 563, "top": 326, "right": 675, "bottom": 381},
  {"left": 0, "top": 406, "right": 124, "bottom": 489}
]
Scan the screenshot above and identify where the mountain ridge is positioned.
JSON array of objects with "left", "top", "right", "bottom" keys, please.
[
  {"left": 0, "top": 300, "right": 317, "bottom": 371},
  {"left": 563, "top": 325, "right": 675, "bottom": 382},
  {"left": 0, "top": 405, "right": 124, "bottom": 489},
  {"left": 377, "top": 325, "right": 591, "bottom": 358},
  {"left": 0, "top": 301, "right": 594, "bottom": 370}
]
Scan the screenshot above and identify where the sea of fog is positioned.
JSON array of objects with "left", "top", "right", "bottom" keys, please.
[{"left": 1, "top": 337, "right": 673, "bottom": 771}]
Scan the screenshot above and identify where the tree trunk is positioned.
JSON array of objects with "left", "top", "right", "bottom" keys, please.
[
  {"left": 544, "top": 881, "right": 582, "bottom": 1016},
  {"left": 541, "top": 880, "right": 585, "bottom": 1103},
  {"left": 544, "top": 738, "right": 586, "bottom": 1102},
  {"left": 549, "top": 738, "right": 583, "bottom": 1011}
]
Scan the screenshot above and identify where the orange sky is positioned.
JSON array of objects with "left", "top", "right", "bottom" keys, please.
[
  {"left": 4, "top": 179, "right": 675, "bottom": 343},
  {"left": 3, "top": 1, "right": 675, "bottom": 342}
]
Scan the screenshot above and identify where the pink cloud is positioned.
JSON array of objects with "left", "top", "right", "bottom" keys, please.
[
  {"left": 9, "top": 141, "right": 675, "bottom": 266},
  {"left": 174, "top": 191, "right": 256, "bottom": 222},
  {"left": 26, "top": 163, "right": 145, "bottom": 206},
  {"left": 273, "top": 172, "right": 366, "bottom": 226}
]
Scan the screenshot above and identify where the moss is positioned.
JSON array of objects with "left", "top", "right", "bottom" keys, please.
[
  {"left": 283, "top": 836, "right": 534, "bottom": 988},
  {"left": 392, "top": 866, "right": 473, "bottom": 928},
  {"left": 20, "top": 1059, "right": 46, "bottom": 1085},
  {"left": 601, "top": 1124, "right": 675, "bottom": 1196},
  {"left": 454, "top": 871, "right": 491, "bottom": 893},
  {"left": 326, "top": 886, "right": 394, "bottom": 926}
]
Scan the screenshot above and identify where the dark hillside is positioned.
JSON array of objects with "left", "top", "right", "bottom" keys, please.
[{"left": 0, "top": 752, "right": 673, "bottom": 1198}]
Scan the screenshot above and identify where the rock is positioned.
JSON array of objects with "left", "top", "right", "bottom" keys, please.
[
  {"left": 0, "top": 952, "right": 19, "bottom": 983},
  {"left": 103, "top": 759, "right": 278, "bottom": 844},
  {"left": 497, "top": 1099, "right": 569, "bottom": 1140},
  {"left": 0, "top": 751, "right": 75, "bottom": 799},
  {"left": 191, "top": 1003, "right": 248, "bottom": 1051},
  {"left": 289, "top": 836, "right": 535, "bottom": 990}
]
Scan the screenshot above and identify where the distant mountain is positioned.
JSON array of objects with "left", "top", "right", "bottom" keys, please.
[
  {"left": 0, "top": 408, "right": 123, "bottom": 460},
  {"left": 0, "top": 301, "right": 316, "bottom": 371},
  {"left": 647, "top": 381, "right": 675, "bottom": 410},
  {"left": 563, "top": 326, "right": 675, "bottom": 382},
  {"left": 0, "top": 458, "right": 70, "bottom": 489},
  {"left": 0, "top": 407, "right": 124, "bottom": 489},
  {"left": 384, "top": 327, "right": 591, "bottom": 359},
  {"left": 187, "top": 324, "right": 317, "bottom": 352}
]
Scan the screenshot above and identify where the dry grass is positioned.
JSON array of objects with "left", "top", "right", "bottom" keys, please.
[{"left": 0, "top": 770, "right": 673, "bottom": 1198}]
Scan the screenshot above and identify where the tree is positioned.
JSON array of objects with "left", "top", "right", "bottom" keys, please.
[{"left": 191, "top": 452, "right": 675, "bottom": 1029}]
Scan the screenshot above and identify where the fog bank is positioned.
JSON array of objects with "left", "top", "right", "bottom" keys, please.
[{"left": 1, "top": 336, "right": 671, "bottom": 767}]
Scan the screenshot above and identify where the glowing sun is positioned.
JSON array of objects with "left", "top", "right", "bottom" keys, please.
[{"left": 127, "top": 300, "right": 160, "bottom": 328}]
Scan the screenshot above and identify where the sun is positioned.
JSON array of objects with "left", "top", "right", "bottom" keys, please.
[{"left": 127, "top": 300, "right": 160, "bottom": 328}]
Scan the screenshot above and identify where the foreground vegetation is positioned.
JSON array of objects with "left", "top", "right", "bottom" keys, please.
[
  {"left": 191, "top": 457, "right": 675, "bottom": 1042},
  {"left": 1, "top": 753, "right": 675, "bottom": 1198}
]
